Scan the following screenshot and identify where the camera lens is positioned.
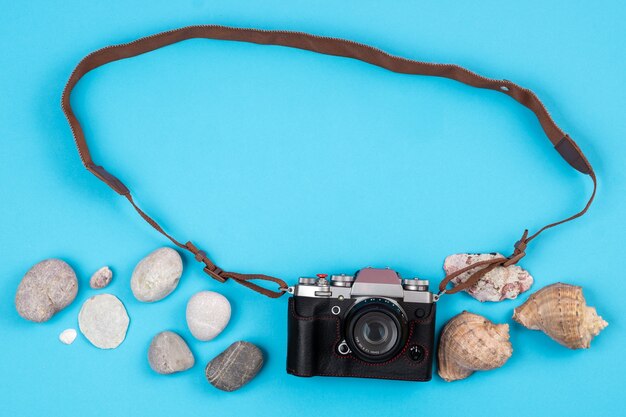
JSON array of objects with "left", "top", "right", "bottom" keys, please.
[
  {"left": 354, "top": 312, "right": 398, "bottom": 354},
  {"left": 345, "top": 298, "right": 408, "bottom": 362}
]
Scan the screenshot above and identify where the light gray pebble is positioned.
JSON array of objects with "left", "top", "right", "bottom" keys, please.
[
  {"left": 78, "top": 294, "right": 129, "bottom": 349},
  {"left": 186, "top": 291, "right": 231, "bottom": 341},
  {"left": 90, "top": 266, "right": 113, "bottom": 289},
  {"left": 148, "top": 331, "right": 195, "bottom": 374},
  {"left": 205, "top": 341, "right": 263, "bottom": 392},
  {"left": 131, "top": 247, "right": 182, "bottom": 302},
  {"left": 15, "top": 259, "right": 78, "bottom": 322}
]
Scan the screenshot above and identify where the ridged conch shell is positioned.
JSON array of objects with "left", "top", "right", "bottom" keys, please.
[
  {"left": 513, "top": 283, "right": 608, "bottom": 349},
  {"left": 437, "top": 311, "right": 513, "bottom": 382},
  {"left": 443, "top": 253, "right": 533, "bottom": 302}
]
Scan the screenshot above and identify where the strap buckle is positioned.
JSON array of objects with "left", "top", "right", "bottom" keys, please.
[
  {"left": 203, "top": 266, "right": 228, "bottom": 283},
  {"left": 187, "top": 242, "right": 228, "bottom": 283}
]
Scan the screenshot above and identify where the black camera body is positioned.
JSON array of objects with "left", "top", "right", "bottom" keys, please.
[{"left": 287, "top": 267, "right": 436, "bottom": 381}]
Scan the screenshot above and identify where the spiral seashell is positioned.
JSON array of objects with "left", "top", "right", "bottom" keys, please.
[
  {"left": 437, "top": 311, "right": 513, "bottom": 382},
  {"left": 513, "top": 283, "right": 608, "bottom": 349}
]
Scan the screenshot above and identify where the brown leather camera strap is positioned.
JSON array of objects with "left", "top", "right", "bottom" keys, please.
[{"left": 61, "top": 25, "right": 596, "bottom": 299}]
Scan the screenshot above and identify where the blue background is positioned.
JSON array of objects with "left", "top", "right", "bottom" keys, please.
[{"left": 1, "top": 1, "right": 624, "bottom": 416}]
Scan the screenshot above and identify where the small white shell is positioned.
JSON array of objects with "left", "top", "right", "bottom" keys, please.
[{"left": 59, "top": 328, "right": 77, "bottom": 345}]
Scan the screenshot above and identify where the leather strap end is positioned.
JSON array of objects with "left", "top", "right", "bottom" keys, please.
[
  {"left": 555, "top": 135, "right": 592, "bottom": 174},
  {"left": 87, "top": 164, "right": 130, "bottom": 195}
]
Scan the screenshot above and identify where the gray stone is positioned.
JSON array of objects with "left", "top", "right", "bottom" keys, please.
[
  {"left": 90, "top": 266, "right": 113, "bottom": 289},
  {"left": 148, "top": 331, "right": 195, "bottom": 374},
  {"left": 205, "top": 341, "right": 263, "bottom": 392},
  {"left": 186, "top": 291, "right": 231, "bottom": 341},
  {"left": 78, "top": 294, "right": 130, "bottom": 349},
  {"left": 131, "top": 247, "right": 182, "bottom": 302},
  {"left": 15, "top": 259, "right": 78, "bottom": 322}
]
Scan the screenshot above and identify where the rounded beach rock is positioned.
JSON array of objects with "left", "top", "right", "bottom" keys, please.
[
  {"left": 78, "top": 294, "right": 130, "bottom": 349},
  {"left": 148, "top": 331, "right": 195, "bottom": 374},
  {"left": 15, "top": 259, "right": 78, "bottom": 322},
  {"left": 205, "top": 341, "right": 264, "bottom": 392},
  {"left": 186, "top": 291, "right": 231, "bottom": 341},
  {"left": 131, "top": 247, "right": 183, "bottom": 302},
  {"left": 90, "top": 266, "right": 113, "bottom": 289}
]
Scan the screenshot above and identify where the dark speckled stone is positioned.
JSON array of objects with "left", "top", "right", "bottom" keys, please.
[{"left": 205, "top": 341, "right": 263, "bottom": 392}]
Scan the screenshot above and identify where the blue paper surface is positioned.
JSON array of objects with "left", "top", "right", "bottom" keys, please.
[{"left": 1, "top": 1, "right": 624, "bottom": 416}]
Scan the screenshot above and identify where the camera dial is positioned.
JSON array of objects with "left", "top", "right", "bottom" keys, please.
[{"left": 331, "top": 274, "right": 355, "bottom": 287}]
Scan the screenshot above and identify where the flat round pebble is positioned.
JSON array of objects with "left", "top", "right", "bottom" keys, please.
[
  {"left": 131, "top": 248, "right": 182, "bottom": 302},
  {"left": 186, "top": 291, "right": 231, "bottom": 341},
  {"left": 59, "top": 328, "right": 77, "bottom": 345},
  {"left": 205, "top": 341, "right": 264, "bottom": 392},
  {"left": 90, "top": 266, "right": 113, "bottom": 289},
  {"left": 15, "top": 259, "right": 78, "bottom": 322},
  {"left": 148, "top": 331, "right": 195, "bottom": 374},
  {"left": 78, "top": 294, "right": 130, "bottom": 349}
]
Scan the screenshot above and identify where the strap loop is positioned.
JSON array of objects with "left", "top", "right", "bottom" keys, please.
[
  {"left": 439, "top": 230, "right": 529, "bottom": 295},
  {"left": 184, "top": 240, "right": 287, "bottom": 295},
  {"left": 62, "top": 25, "right": 597, "bottom": 300}
]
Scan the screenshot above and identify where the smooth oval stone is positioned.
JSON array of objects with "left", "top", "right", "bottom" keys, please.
[
  {"left": 78, "top": 294, "right": 129, "bottom": 349},
  {"left": 186, "top": 291, "right": 231, "bottom": 341},
  {"left": 148, "top": 331, "right": 195, "bottom": 374},
  {"left": 90, "top": 266, "right": 113, "bottom": 289},
  {"left": 205, "top": 341, "right": 263, "bottom": 392},
  {"left": 131, "top": 247, "right": 182, "bottom": 302},
  {"left": 15, "top": 259, "right": 78, "bottom": 322}
]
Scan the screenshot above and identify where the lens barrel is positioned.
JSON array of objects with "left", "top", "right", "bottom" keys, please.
[{"left": 345, "top": 298, "right": 408, "bottom": 362}]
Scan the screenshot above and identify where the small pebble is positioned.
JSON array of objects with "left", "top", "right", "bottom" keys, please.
[
  {"left": 186, "top": 291, "right": 231, "bottom": 341},
  {"left": 15, "top": 259, "right": 78, "bottom": 322},
  {"left": 148, "top": 331, "right": 195, "bottom": 374},
  {"left": 90, "top": 266, "right": 113, "bottom": 289},
  {"left": 59, "top": 328, "right": 77, "bottom": 345},
  {"left": 78, "top": 294, "right": 130, "bottom": 349},
  {"left": 131, "top": 247, "right": 182, "bottom": 302},
  {"left": 205, "top": 341, "right": 264, "bottom": 392}
]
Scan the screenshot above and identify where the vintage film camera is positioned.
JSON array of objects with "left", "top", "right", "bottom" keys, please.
[{"left": 287, "top": 267, "right": 435, "bottom": 381}]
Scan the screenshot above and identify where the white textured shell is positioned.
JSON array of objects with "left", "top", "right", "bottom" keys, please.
[
  {"left": 78, "top": 294, "right": 130, "bottom": 349},
  {"left": 444, "top": 253, "right": 533, "bottom": 302},
  {"left": 513, "top": 283, "right": 608, "bottom": 349},
  {"left": 438, "top": 311, "right": 513, "bottom": 382}
]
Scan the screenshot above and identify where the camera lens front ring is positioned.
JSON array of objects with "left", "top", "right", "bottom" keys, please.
[{"left": 344, "top": 298, "right": 408, "bottom": 363}]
